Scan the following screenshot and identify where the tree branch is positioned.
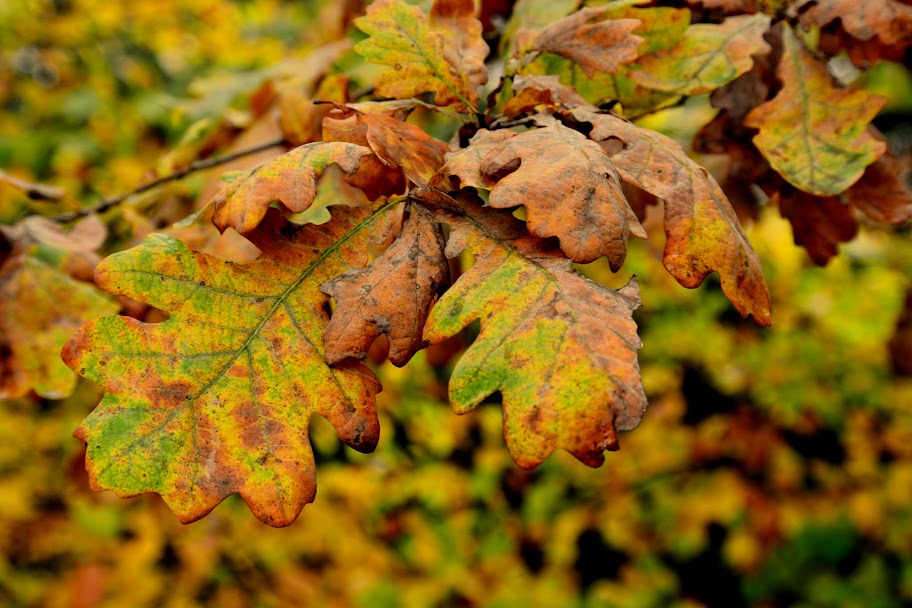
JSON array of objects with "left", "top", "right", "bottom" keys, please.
[
  {"left": 0, "top": 170, "right": 66, "bottom": 202},
  {"left": 51, "top": 137, "right": 288, "bottom": 222}
]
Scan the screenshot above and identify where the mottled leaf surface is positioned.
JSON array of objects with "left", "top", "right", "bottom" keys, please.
[
  {"left": 63, "top": 206, "right": 394, "bottom": 527},
  {"left": 798, "top": 0, "right": 912, "bottom": 47},
  {"left": 0, "top": 217, "right": 117, "bottom": 399},
  {"left": 429, "top": 0, "right": 489, "bottom": 103},
  {"left": 424, "top": 201, "right": 647, "bottom": 468},
  {"left": 353, "top": 0, "right": 484, "bottom": 113},
  {"left": 322, "top": 205, "right": 448, "bottom": 366},
  {"left": 630, "top": 14, "right": 771, "bottom": 95},
  {"left": 514, "top": 7, "right": 644, "bottom": 77},
  {"left": 571, "top": 107, "right": 771, "bottom": 325},
  {"left": 744, "top": 26, "right": 887, "bottom": 196},
  {"left": 211, "top": 142, "right": 372, "bottom": 233},
  {"left": 440, "top": 124, "right": 647, "bottom": 268}
]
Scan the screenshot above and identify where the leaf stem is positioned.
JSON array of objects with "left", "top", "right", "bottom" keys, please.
[{"left": 51, "top": 137, "right": 288, "bottom": 222}]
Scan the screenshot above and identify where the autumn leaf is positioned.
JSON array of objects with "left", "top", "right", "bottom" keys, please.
[
  {"left": 744, "top": 25, "right": 887, "bottom": 196},
  {"left": 211, "top": 142, "right": 372, "bottom": 234},
  {"left": 847, "top": 152, "right": 912, "bottom": 226},
  {"left": 429, "top": 128, "right": 520, "bottom": 191},
  {"left": 501, "top": 75, "right": 590, "bottom": 118},
  {"left": 322, "top": 205, "right": 448, "bottom": 367},
  {"left": 435, "top": 123, "right": 647, "bottom": 268},
  {"left": 430, "top": 0, "right": 489, "bottom": 105},
  {"left": 777, "top": 189, "right": 858, "bottom": 265},
  {"left": 514, "top": 4, "right": 689, "bottom": 116},
  {"left": 324, "top": 112, "right": 450, "bottom": 186},
  {"left": 353, "top": 0, "right": 487, "bottom": 114},
  {"left": 630, "top": 14, "right": 771, "bottom": 95},
  {"left": 513, "top": 6, "right": 644, "bottom": 77},
  {"left": 424, "top": 198, "right": 647, "bottom": 469},
  {"left": 798, "top": 0, "right": 912, "bottom": 48},
  {"left": 0, "top": 217, "right": 118, "bottom": 399},
  {"left": 570, "top": 107, "right": 771, "bottom": 325},
  {"left": 62, "top": 205, "right": 398, "bottom": 526}
]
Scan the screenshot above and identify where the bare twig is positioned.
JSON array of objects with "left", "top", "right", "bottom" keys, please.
[
  {"left": 51, "top": 137, "right": 288, "bottom": 222},
  {"left": 0, "top": 170, "right": 66, "bottom": 202}
]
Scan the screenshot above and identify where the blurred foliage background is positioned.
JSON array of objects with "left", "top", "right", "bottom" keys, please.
[{"left": 2, "top": 0, "right": 912, "bottom": 606}]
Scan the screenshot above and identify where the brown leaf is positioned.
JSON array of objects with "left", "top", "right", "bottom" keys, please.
[
  {"left": 429, "top": 128, "right": 518, "bottom": 191},
  {"left": 777, "top": 190, "right": 858, "bottom": 265},
  {"left": 440, "top": 124, "right": 647, "bottom": 268},
  {"left": 798, "top": 0, "right": 912, "bottom": 47},
  {"left": 322, "top": 205, "right": 449, "bottom": 366},
  {"left": 502, "top": 74, "right": 590, "bottom": 118},
  {"left": 322, "top": 114, "right": 407, "bottom": 200},
  {"left": 325, "top": 110, "right": 450, "bottom": 187},
  {"left": 847, "top": 152, "right": 912, "bottom": 225},
  {"left": 889, "top": 283, "right": 912, "bottom": 377},
  {"left": 571, "top": 107, "right": 771, "bottom": 325},
  {"left": 514, "top": 7, "right": 644, "bottom": 77}
]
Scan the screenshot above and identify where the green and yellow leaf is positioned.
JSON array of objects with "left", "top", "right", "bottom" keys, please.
[
  {"left": 63, "top": 206, "right": 396, "bottom": 527},
  {"left": 629, "top": 14, "right": 771, "bottom": 95},
  {"left": 353, "top": 0, "right": 487, "bottom": 114},
  {"left": 744, "top": 25, "right": 887, "bottom": 196},
  {"left": 424, "top": 198, "right": 647, "bottom": 469}
]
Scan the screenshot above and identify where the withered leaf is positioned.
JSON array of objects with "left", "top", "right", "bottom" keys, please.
[
  {"left": 798, "top": 0, "right": 912, "bottom": 47},
  {"left": 430, "top": 0, "right": 489, "bottom": 104},
  {"left": 430, "top": 128, "right": 520, "bottom": 191},
  {"left": 744, "top": 25, "right": 887, "bottom": 196},
  {"left": 438, "top": 123, "right": 647, "bottom": 268},
  {"left": 514, "top": 6, "right": 643, "bottom": 77},
  {"left": 322, "top": 205, "right": 448, "bottom": 367},
  {"left": 630, "top": 14, "right": 771, "bottom": 95},
  {"left": 571, "top": 107, "right": 772, "bottom": 325},
  {"left": 424, "top": 199, "right": 647, "bottom": 468},
  {"left": 63, "top": 206, "right": 395, "bottom": 527},
  {"left": 847, "top": 152, "right": 912, "bottom": 225},
  {"left": 777, "top": 190, "right": 858, "bottom": 265},
  {"left": 324, "top": 110, "right": 450, "bottom": 188},
  {"left": 211, "top": 142, "right": 372, "bottom": 234}
]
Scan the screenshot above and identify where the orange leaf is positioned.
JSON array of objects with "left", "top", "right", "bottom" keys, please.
[
  {"left": 322, "top": 205, "right": 449, "bottom": 366},
  {"left": 571, "top": 107, "right": 771, "bottom": 325},
  {"left": 514, "top": 6, "right": 643, "bottom": 77},
  {"left": 437, "top": 123, "right": 647, "bottom": 268},
  {"left": 211, "top": 142, "right": 372, "bottom": 234}
]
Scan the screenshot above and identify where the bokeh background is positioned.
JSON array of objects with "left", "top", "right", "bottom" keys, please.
[{"left": 2, "top": 1, "right": 911, "bottom": 606}]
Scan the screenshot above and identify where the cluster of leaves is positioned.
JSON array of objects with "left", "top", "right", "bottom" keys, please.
[
  {"left": 2, "top": 0, "right": 911, "bottom": 531},
  {"left": 2, "top": 1, "right": 912, "bottom": 606}
]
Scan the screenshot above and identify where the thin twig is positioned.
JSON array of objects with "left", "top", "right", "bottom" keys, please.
[
  {"left": 0, "top": 170, "right": 66, "bottom": 201},
  {"left": 51, "top": 137, "right": 288, "bottom": 222},
  {"left": 489, "top": 116, "right": 535, "bottom": 130}
]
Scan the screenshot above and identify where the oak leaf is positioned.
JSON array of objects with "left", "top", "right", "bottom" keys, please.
[
  {"left": 435, "top": 123, "right": 647, "bottom": 268},
  {"left": 424, "top": 199, "right": 647, "bottom": 469},
  {"left": 211, "top": 142, "right": 372, "bottom": 234},
  {"left": 322, "top": 205, "right": 449, "bottom": 366},
  {"left": 353, "top": 0, "right": 487, "bottom": 113},
  {"left": 570, "top": 107, "right": 771, "bottom": 325},
  {"left": 777, "top": 190, "right": 858, "bottom": 266},
  {"left": 798, "top": 0, "right": 912, "bottom": 48},
  {"left": 514, "top": 6, "right": 644, "bottom": 77},
  {"left": 62, "top": 206, "right": 397, "bottom": 526},
  {"left": 630, "top": 14, "right": 771, "bottom": 95},
  {"left": 744, "top": 25, "right": 887, "bottom": 196},
  {"left": 0, "top": 217, "right": 118, "bottom": 399},
  {"left": 847, "top": 153, "right": 912, "bottom": 226}
]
